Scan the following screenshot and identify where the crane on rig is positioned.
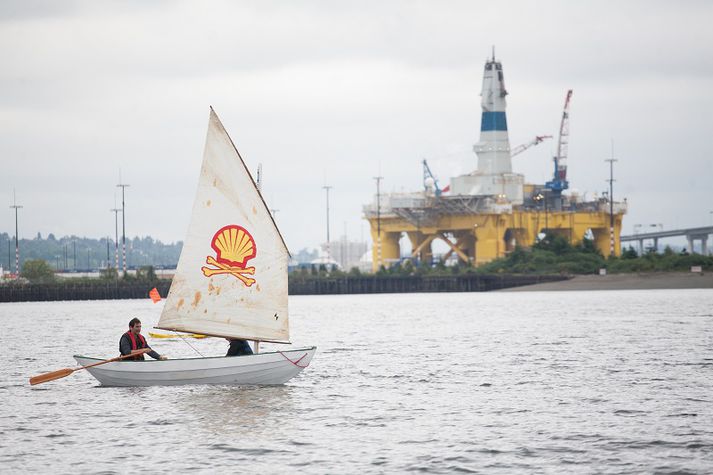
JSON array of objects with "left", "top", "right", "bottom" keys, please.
[
  {"left": 422, "top": 159, "right": 442, "bottom": 196},
  {"left": 546, "top": 89, "right": 573, "bottom": 194},
  {"left": 511, "top": 135, "right": 553, "bottom": 157}
]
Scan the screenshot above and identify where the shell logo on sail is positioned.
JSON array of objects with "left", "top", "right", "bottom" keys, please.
[{"left": 201, "top": 225, "right": 257, "bottom": 287}]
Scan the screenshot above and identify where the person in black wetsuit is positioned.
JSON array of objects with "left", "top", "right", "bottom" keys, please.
[
  {"left": 226, "top": 338, "right": 253, "bottom": 356},
  {"left": 119, "top": 318, "right": 167, "bottom": 361}
]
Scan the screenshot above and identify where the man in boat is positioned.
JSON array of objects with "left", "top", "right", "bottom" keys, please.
[
  {"left": 226, "top": 338, "right": 253, "bottom": 357},
  {"left": 120, "top": 318, "right": 167, "bottom": 361}
]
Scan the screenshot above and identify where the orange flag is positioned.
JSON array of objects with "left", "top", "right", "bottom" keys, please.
[{"left": 149, "top": 287, "right": 161, "bottom": 303}]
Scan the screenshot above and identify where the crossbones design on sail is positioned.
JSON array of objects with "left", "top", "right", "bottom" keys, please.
[{"left": 201, "top": 224, "right": 257, "bottom": 287}]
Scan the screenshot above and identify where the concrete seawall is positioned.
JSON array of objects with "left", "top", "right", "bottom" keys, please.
[
  {"left": 0, "top": 281, "right": 172, "bottom": 303},
  {"left": 0, "top": 274, "right": 569, "bottom": 302},
  {"left": 3, "top": 273, "right": 706, "bottom": 302},
  {"left": 288, "top": 274, "right": 569, "bottom": 295}
]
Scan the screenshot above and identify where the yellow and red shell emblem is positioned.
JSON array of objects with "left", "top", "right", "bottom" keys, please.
[{"left": 201, "top": 225, "right": 257, "bottom": 287}]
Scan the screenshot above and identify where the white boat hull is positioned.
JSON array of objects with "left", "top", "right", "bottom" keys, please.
[{"left": 74, "top": 347, "right": 316, "bottom": 387}]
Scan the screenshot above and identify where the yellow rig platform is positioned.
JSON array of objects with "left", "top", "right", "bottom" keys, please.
[
  {"left": 364, "top": 190, "right": 626, "bottom": 272},
  {"left": 363, "top": 54, "right": 628, "bottom": 271}
]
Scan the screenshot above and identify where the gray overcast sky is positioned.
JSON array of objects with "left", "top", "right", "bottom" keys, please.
[{"left": 1, "top": 0, "right": 712, "bottom": 251}]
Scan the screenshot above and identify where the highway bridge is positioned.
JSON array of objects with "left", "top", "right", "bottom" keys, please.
[{"left": 620, "top": 226, "right": 712, "bottom": 255}]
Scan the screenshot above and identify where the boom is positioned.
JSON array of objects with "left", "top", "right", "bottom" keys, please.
[{"left": 546, "top": 89, "right": 573, "bottom": 193}]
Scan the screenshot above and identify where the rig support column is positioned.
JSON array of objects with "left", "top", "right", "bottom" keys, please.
[
  {"left": 474, "top": 217, "right": 503, "bottom": 266},
  {"left": 592, "top": 220, "right": 622, "bottom": 258},
  {"left": 370, "top": 228, "right": 400, "bottom": 271}
]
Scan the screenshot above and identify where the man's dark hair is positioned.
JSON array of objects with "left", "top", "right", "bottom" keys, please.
[{"left": 129, "top": 317, "right": 141, "bottom": 328}]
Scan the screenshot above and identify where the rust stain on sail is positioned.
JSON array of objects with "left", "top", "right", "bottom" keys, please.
[{"left": 192, "top": 291, "right": 202, "bottom": 308}]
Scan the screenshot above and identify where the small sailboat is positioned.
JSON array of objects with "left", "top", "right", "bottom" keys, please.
[{"left": 74, "top": 109, "right": 316, "bottom": 386}]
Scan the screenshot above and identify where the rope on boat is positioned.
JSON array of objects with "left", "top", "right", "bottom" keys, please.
[
  {"left": 174, "top": 331, "right": 205, "bottom": 357},
  {"left": 277, "top": 351, "right": 309, "bottom": 368}
]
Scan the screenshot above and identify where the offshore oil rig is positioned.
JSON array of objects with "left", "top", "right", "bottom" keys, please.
[{"left": 363, "top": 52, "right": 626, "bottom": 271}]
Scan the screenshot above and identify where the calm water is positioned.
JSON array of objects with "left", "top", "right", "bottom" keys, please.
[{"left": 2, "top": 290, "right": 713, "bottom": 474}]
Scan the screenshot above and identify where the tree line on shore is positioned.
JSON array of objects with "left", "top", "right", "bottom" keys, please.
[
  {"left": 0, "top": 232, "right": 181, "bottom": 272},
  {"left": 476, "top": 234, "right": 713, "bottom": 275}
]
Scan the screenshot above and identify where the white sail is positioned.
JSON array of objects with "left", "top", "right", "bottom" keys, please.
[{"left": 157, "top": 108, "right": 290, "bottom": 343}]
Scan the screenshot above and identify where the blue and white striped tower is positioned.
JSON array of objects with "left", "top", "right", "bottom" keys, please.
[
  {"left": 474, "top": 53, "right": 511, "bottom": 175},
  {"left": 450, "top": 52, "right": 524, "bottom": 204}
]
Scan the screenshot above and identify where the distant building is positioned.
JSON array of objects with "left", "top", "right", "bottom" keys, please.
[
  {"left": 291, "top": 248, "right": 319, "bottom": 264},
  {"left": 322, "top": 237, "right": 368, "bottom": 272}
]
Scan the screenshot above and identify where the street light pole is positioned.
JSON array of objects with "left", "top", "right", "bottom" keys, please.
[
  {"left": 117, "top": 182, "right": 130, "bottom": 273},
  {"left": 110, "top": 207, "right": 121, "bottom": 270},
  {"left": 544, "top": 190, "right": 549, "bottom": 233},
  {"left": 605, "top": 156, "right": 618, "bottom": 256},
  {"left": 373, "top": 176, "right": 383, "bottom": 269},
  {"left": 534, "top": 193, "right": 544, "bottom": 239},
  {"left": 342, "top": 221, "right": 347, "bottom": 269},
  {"left": 9, "top": 189, "right": 23, "bottom": 275},
  {"left": 322, "top": 185, "right": 332, "bottom": 261}
]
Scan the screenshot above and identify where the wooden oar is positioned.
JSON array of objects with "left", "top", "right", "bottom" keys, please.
[{"left": 29, "top": 348, "right": 151, "bottom": 386}]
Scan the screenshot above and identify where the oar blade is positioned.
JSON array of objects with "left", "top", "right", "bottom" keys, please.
[{"left": 29, "top": 368, "right": 74, "bottom": 386}]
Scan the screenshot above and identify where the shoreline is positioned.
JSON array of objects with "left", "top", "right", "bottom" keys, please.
[
  {"left": 501, "top": 272, "right": 713, "bottom": 292},
  {"left": 0, "top": 274, "right": 566, "bottom": 302},
  {"left": 1, "top": 272, "right": 710, "bottom": 302}
]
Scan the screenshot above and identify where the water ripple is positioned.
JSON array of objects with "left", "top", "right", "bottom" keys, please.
[{"left": 2, "top": 290, "right": 713, "bottom": 473}]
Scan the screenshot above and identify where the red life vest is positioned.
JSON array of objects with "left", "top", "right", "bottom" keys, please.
[{"left": 125, "top": 331, "right": 148, "bottom": 360}]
